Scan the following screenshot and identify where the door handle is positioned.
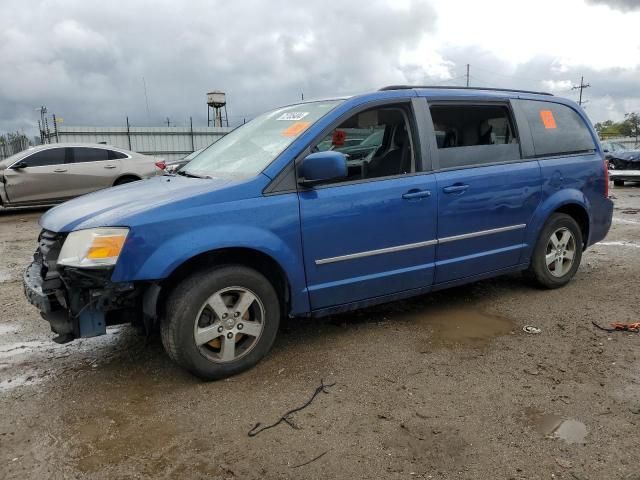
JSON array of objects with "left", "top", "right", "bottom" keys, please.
[
  {"left": 443, "top": 184, "right": 469, "bottom": 194},
  {"left": 104, "top": 164, "right": 117, "bottom": 169},
  {"left": 53, "top": 168, "right": 67, "bottom": 173},
  {"left": 402, "top": 189, "right": 431, "bottom": 200}
]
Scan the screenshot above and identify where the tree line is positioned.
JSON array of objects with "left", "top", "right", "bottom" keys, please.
[
  {"left": 594, "top": 112, "right": 640, "bottom": 140},
  {"left": 0, "top": 131, "right": 31, "bottom": 147}
]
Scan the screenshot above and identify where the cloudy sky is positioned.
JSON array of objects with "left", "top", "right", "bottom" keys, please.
[{"left": 1, "top": 0, "right": 639, "bottom": 136}]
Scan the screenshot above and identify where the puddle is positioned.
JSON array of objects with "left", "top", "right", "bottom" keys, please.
[
  {"left": 598, "top": 241, "right": 640, "bottom": 249},
  {"left": 524, "top": 408, "right": 588, "bottom": 444},
  {"left": 404, "top": 307, "right": 514, "bottom": 347},
  {"left": 613, "top": 217, "right": 640, "bottom": 225},
  {"left": 0, "top": 326, "right": 129, "bottom": 393},
  {"left": 0, "top": 324, "right": 18, "bottom": 336},
  {"left": 0, "top": 370, "right": 43, "bottom": 393}
]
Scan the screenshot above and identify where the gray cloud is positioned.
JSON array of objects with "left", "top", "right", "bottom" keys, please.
[
  {"left": 0, "top": 0, "right": 438, "bottom": 136},
  {"left": 432, "top": 45, "right": 640, "bottom": 124},
  {"left": 2, "top": 0, "right": 640, "bottom": 138},
  {"left": 585, "top": 0, "right": 640, "bottom": 11}
]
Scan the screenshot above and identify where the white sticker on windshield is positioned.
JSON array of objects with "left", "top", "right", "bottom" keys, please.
[{"left": 277, "top": 112, "right": 309, "bottom": 121}]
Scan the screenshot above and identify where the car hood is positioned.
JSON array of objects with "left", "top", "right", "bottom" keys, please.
[
  {"left": 611, "top": 150, "right": 640, "bottom": 162},
  {"left": 40, "top": 174, "right": 259, "bottom": 232}
]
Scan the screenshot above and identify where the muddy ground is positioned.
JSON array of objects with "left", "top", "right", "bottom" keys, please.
[{"left": 1, "top": 188, "right": 639, "bottom": 480}]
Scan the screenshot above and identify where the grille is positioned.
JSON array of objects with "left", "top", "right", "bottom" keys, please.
[{"left": 37, "top": 230, "right": 65, "bottom": 282}]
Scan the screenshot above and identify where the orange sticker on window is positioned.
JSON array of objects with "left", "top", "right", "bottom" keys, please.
[
  {"left": 540, "top": 110, "right": 557, "bottom": 129},
  {"left": 282, "top": 121, "right": 310, "bottom": 137}
]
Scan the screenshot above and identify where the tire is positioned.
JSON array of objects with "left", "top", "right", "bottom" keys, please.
[
  {"left": 525, "top": 213, "right": 583, "bottom": 289},
  {"left": 160, "top": 265, "right": 280, "bottom": 380},
  {"left": 613, "top": 180, "right": 624, "bottom": 187},
  {"left": 114, "top": 176, "right": 140, "bottom": 186}
]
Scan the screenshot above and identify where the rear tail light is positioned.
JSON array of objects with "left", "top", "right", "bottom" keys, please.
[
  {"left": 155, "top": 161, "right": 166, "bottom": 170},
  {"left": 603, "top": 158, "right": 609, "bottom": 198}
]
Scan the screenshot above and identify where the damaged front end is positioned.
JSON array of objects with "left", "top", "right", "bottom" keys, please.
[
  {"left": 23, "top": 229, "right": 156, "bottom": 343},
  {"left": 608, "top": 150, "right": 640, "bottom": 183}
]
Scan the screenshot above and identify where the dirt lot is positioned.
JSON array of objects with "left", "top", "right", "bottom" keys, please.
[{"left": 1, "top": 188, "right": 639, "bottom": 480}]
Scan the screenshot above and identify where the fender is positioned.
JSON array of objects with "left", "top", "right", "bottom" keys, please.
[
  {"left": 112, "top": 223, "right": 310, "bottom": 314},
  {"left": 519, "top": 188, "right": 591, "bottom": 265}
]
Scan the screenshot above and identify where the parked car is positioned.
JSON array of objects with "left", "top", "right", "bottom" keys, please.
[
  {"left": 0, "top": 143, "right": 165, "bottom": 207},
  {"left": 602, "top": 141, "right": 640, "bottom": 186},
  {"left": 23, "top": 86, "right": 613, "bottom": 380},
  {"left": 165, "top": 148, "right": 205, "bottom": 173}
]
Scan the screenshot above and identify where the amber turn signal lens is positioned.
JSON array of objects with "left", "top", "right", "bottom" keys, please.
[{"left": 86, "top": 235, "right": 126, "bottom": 259}]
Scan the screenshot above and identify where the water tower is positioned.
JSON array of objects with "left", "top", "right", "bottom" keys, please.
[{"left": 207, "top": 91, "right": 229, "bottom": 127}]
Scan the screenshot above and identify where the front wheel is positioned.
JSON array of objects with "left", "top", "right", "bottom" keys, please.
[
  {"left": 161, "top": 265, "right": 281, "bottom": 380},
  {"left": 526, "top": 213, "right": 583, "bottom": 289}
]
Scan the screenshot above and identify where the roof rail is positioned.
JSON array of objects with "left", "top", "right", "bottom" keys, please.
[{"left": 379, "top": 85, "right": 553, "bottom": 96}]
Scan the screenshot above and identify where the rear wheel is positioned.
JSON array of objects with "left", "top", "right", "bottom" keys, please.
[
  {"left": 161, "top": 265, "right": 280, "bottom": 380},
  {"left": 526, "top": 213, "right": 583, "bottom": 289},
  {"left": 613, "top": 179, "right": 625, "bottom": 187}
]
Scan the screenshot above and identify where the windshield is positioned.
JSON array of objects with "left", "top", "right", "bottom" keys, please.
[
  {"left": 183, "top": 148, "right": 204, "bottom": 161},
  {"left": 184, "top": 100, "right": 343, "bottom": 177}
]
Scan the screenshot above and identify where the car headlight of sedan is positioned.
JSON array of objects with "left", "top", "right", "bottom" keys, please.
[{"left": 57, "top": 228, "right": 129, "bottom": 268}]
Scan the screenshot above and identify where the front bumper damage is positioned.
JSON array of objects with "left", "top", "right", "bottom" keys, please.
[{"left": 23, "top": 230, "right": 154, "bottom": 343}]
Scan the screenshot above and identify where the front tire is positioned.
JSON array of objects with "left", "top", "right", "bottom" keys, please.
[
  {"left": 526, "top": 213, "right": 583, "bottom": 289},
  {"left": 161, "top": 265, "right": 281, "bottom": 380}
]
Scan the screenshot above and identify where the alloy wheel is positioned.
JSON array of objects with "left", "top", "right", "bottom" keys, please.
[
  {"left": 193, "top": 286, "right": 265, "bottom": 363},
  {"left": 545, "top": 227, "right": 577, "bottom": 278}
]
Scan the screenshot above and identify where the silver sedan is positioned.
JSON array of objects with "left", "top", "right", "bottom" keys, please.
[{"left": 0, "top": 143, "right": 165, "bottom": 207}]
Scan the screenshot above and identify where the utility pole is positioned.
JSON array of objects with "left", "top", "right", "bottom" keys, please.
[
  {"left": 466, "top": 64, "right": 470, "bottom": 87},
  {"left": 572, "top": 76, "right": 590, "bottom": 106},
  {"left": 142, "top": 77, "right": 151, "bottom": 124}
]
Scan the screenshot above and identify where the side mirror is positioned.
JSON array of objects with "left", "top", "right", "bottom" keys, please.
[
  {"left": 11, "top": 161, "right": 27, "bottom": 169},
  {"left": 298, "top": 151, "right": 347, "bottom": 187}
]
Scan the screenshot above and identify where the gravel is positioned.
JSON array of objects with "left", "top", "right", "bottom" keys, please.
[{"left": 0, "top": 188, "right": 639, "bottom": 479}]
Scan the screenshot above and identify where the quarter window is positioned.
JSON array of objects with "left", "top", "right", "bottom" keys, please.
[
  {"left": 518, "top": 100, "right": 595, "bottom": 157},
  {"left": 109, "top": 150, "right": 128, "bottom": 160},
  {"left": 22, "top": 148, "right": 66, "bottom": 167},
  {"left": 430, "top": 104, "right": 520, "bottom": 169}
]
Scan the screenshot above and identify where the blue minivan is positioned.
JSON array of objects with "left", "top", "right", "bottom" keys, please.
[{"left": 24, "top": 86, "right": 613, "bottom": 379}]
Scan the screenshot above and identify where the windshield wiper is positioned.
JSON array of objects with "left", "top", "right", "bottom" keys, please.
[{"left": 176, "top": 170, "right": 211, "bottom": 179}]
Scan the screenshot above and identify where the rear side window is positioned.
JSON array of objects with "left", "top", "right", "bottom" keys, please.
[
  {"left": 71, "top": 147, "right": 110, "bottom": 163},
  {"left": 22, "top": 148, "right": 67, "bottom": 167},
  {"left": 430, "top": 104, "right": 520, "bottom": 169},
  {"left": 108, "top": 150, "right": 128, "bottom": 160},
  {"left": 519, "top": 100, "right": 595, "bottom": 157}
]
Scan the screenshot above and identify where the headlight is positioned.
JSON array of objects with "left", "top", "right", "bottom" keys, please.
[{"left": 57, "top": 228, "right": 129, "bottom": 268}]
